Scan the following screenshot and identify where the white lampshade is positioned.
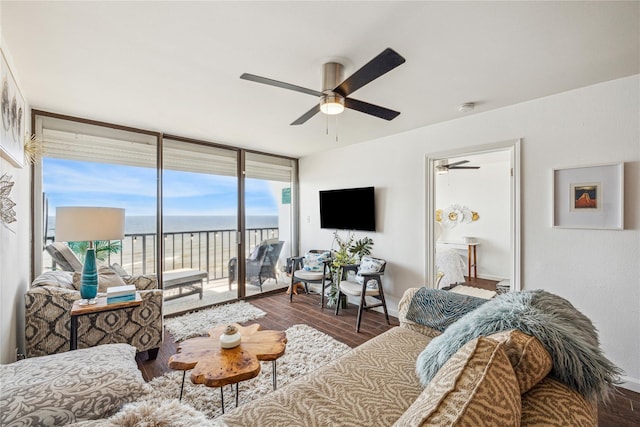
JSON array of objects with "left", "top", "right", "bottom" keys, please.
[{"left": 55, "top": 207, "right": 125, "bottom": 242}]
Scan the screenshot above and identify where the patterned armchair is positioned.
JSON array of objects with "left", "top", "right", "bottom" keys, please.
[{"left": 24, "top": 270, "right": 163, "bottom": 359}]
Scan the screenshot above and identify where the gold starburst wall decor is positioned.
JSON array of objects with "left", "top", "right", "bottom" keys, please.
[{"left": 23, "top": 133, "right": 44, "bottom": 165}]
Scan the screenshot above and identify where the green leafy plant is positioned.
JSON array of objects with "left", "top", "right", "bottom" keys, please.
[
  {"left": 325, "top": 232, "right": 374, "bottom": 308},
  {"left": 349, "top": 237, "right": 374, "bottom": 259},
  {"left": 68, "top": 240, "right": 122, "bottom": 262}
]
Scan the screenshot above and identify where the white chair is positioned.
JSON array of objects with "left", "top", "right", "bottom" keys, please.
[
  {"left": 335, "top": 256, "right": 389, "bottom": 332},
  {"left": 288, "top": 250, "right": 332, "bottom": 308}
]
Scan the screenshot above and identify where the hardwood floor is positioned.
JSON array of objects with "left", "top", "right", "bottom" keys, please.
[{"left": 136, "top": 290, "right": 639, "bottom": 426}]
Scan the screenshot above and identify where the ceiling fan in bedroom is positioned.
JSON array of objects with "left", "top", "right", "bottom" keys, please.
[
  {"left": 436, "top": 160, "right": 480, "bottom": 174},
  {"left": 240, "top": 48, "right": 406, "bottom": 125}
]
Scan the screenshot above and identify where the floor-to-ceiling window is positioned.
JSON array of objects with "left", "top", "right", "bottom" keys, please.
[
  {"left": 34, "top": 113, "right": 159, "bottom": 278},
  {"left": 243, "top": 152, "right": 297, "bottom": 296},
  {"left": 32, "top": 111, "right": 299, "bottom": 314}
]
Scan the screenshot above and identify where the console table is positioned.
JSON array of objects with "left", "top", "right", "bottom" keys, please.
[{"left": 437, "top": 241, "right": 479, "bottom": 279}]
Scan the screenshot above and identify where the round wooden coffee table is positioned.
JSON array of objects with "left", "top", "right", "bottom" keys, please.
[{"left": 168, "top": 323, "right": 287, "bottom": 413}]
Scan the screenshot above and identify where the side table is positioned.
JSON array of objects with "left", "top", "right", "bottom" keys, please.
[{"left": 70, "top": 294, "right": 142, "bottom": 351}]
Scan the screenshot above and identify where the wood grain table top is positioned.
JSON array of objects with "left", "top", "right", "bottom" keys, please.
[
  {"left": 70, "top": 293, "right": 142, "bottom": 316},
  {"left": 168, "top": 323, "right": 287, "bottom": 388}
]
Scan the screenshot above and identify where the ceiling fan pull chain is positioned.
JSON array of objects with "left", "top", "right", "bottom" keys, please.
[
  {"left": 325, "top": 113, "right": 329, "bottom": 135},
  {"left": 335, "top": 115, "right": 339, "bottom": 143}
]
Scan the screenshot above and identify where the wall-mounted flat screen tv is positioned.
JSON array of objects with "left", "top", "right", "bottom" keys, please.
[{"left": 319, "top": 186, "right": 375, "bottom": 231}]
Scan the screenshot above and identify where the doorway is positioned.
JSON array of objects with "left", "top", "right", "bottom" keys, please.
[{"left": 426, "top": 140, "right": 521, "bottom": 292}]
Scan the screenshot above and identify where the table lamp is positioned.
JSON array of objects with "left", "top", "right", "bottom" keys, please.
[{"left": 55, "top": 207, "right": 125, "bottom": 305}]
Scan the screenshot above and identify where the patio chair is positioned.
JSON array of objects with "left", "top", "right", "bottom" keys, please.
[{"left": 228, "top": 239, "right": 284, "bottom": 291}]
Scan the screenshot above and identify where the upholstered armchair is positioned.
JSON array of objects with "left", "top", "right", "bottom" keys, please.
[{"left": 24, "top": 270, "right": 163, "bottom": 359}]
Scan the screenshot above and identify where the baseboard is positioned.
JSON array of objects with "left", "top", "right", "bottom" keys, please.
[{"left": 620, "top": 376, "right": 640, "bottom": 393}]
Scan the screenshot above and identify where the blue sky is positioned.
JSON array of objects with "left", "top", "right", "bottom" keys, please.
[{"left": 44, "top": 158, "right": 278, "bottom": 216}]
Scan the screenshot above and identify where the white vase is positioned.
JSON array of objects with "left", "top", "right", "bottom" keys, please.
[{"left": 220, "top": 325, "right": 241, "bottom": 349}]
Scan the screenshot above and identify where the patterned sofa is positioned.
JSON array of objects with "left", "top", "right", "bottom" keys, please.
[
  {"left": 0, "top": 344, "right": 150, "bottom": 426},
  {"left": 24, "top": 269, "right": 163, "bottom": 358},
  {"left": 214, "top": 287, "right": 605, "bottom": 426}
]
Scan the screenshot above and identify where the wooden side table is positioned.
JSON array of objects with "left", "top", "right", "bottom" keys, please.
[
  {"left": 69, "top": 294, "right": 142, "bottom": 351},
  {"left": 168, "top": 323, "right": 287, "bottom": 413}
]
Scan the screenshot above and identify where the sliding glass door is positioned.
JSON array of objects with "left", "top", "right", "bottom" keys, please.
[
  {"left": 161, "top": 137, "right": 239, "bottom": 315},
  {"left": 243, "top": 152, "right": 297, "bottom": 296}
]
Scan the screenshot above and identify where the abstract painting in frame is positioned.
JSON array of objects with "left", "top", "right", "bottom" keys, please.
[
  {"left": 0, "top": 49, "right": 25, "bottom": 168},
  {"left": 553, "top": 162, "right": 623, "bottom": 229}
]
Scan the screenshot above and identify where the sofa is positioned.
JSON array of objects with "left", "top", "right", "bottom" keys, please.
[
  {"left": 0, "top": 344, "right": 150, "bottom": 426},
  {"left": 24, "top": 269, "right": 163, "bottom": 358},
  {"left": 41, "top": 287, "right": 614, "bottom": 427},
  {"left": 213, "top": 287, "right": 610, "bottom": 426}
]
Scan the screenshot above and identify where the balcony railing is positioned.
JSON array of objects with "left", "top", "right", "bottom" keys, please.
[{"left": 46, "top": 227, "right": 279, "bottom": 280}]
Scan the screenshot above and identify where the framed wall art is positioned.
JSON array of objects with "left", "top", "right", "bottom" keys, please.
[
  {"left": 0, "top": 49, "right": 25, "bottom": 168},
  {"left": 553, "top": 162, "right": 624, "bottom": 229}
]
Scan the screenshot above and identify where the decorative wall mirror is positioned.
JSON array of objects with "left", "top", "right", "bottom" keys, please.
[{"left": 426, "top": 139, "right": 521, "bottom": 292}]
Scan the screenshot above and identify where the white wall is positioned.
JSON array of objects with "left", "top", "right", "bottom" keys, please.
[
  {"left": 436, "top": 152, "right": 511, "bottom": 280},
  {"left": 299, "top": 75, "right": 640, "bottom": 391},
  {"left": 0, "top": 41, "right": 30, "bottom": 363}
]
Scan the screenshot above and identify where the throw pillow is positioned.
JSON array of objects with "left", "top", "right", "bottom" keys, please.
[
  {"left": 109, "top": 263, "right": 130, "bottom": 277},
  {"left": 0, "top": 344, "right": 150, "bottom": 426},
  {"left": 303, "top": 251, "right": 330, "bottom": 272},
  {"left": 73, "top": 266, "right": 127, "bottom": 293},
  {"left": 521, "top": 377, "right": 597, "bottom": 427},
  {"left": 405, "top": 287, "right": 488, "bottom": 332},
  {"left": 31, "top": 271, "right": 76, "bottom": 290},
  {"left": 358, "top": 255, "right": 384, "bottom": 273},
  {"left": 396, "top": 337, "right": 520, "bottom": 426},
  {"left": 487, "top": 329, "right": 552, "bottom": 394}
]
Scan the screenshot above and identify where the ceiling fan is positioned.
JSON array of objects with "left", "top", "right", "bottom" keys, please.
[
  {"left": 240, "top": 48, "right": 406, "bottom": 125},
  {"left": 436, "top": 160, "right": 480, "bottom": 174}
]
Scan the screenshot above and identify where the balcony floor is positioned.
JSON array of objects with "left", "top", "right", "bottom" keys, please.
[{"left": 163, "top": 275, "right": 289, "bottom": 316}]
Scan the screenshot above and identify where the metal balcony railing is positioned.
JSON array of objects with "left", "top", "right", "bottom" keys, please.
[{"left": 45, "top": 227, "right": 279, "bottom": 280}]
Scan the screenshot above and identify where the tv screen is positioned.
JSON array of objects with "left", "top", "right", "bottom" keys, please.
[{"left": 319, "top": 187, "right": 376, "bottom": 231}]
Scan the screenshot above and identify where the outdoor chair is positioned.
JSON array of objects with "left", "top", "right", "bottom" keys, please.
[
  {"left": 228, "top": 238, "right": 284, "bottom": 292},
  {"left": 335, "top": 256, "right": 390, "bottom": 332}
]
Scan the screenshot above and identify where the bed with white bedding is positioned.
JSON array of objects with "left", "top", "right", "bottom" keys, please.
[{"left": 435, "top": 248, "right": 466, "bottom": 289}]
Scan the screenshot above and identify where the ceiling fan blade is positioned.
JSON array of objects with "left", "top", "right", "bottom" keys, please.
[
  {"left": 333, "top": 48, "right": 406, "bottom": 97},
  {"left": 344, "top": 98, "right": 400, "bottom": 121},
  {"left": 240, "top": 73, "right": 323, "bottom": 97},
  {"left": 449, "top": 166, "right": 480, "bottom": 170},
  {"left": 290, "top": 104, "right": 321, "bottom": 125},
  {"left": 445, "top": 160, "right": 469, "bottom": 168}
]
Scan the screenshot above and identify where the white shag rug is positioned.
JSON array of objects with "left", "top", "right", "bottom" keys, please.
[
  {"left": 164, "top": 301, "right": 266, "bottom": 341},
  {"left": 450, "top": 285, "right": 497, "bottom": 300},
  {"left": 78, "top": 324, "right": 351, "bottom": 426}
]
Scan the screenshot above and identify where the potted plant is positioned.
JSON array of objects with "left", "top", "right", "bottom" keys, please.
[{"left": 325, "top": 232, "right": 375, "bottom": 308}]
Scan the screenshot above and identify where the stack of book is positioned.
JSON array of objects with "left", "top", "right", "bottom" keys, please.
[{"left": 106, "top": 285, "right": 136, "bottom": 304}]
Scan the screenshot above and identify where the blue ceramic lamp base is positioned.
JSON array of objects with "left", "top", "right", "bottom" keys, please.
[{"left": 79, "top": 247, "right": 99, "bottom": 305}]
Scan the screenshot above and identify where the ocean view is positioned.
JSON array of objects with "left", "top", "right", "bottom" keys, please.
[{"left": 47, "top": 215, "right": 278, "bottom": 237}]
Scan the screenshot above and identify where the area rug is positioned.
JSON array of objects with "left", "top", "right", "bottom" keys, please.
[
  {"left": 449, "top": 285, "right": 496, "bottom": 299},
  {"left": 164, "top": 301, "right": 267, "bottom": 341},
  {"left": 92, "top": 324, "right": 351, "bottom": 425}
]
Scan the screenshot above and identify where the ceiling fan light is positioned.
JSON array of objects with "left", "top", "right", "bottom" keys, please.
[{"left": 320, "top": 94, "right": 345, "bottom": 115}]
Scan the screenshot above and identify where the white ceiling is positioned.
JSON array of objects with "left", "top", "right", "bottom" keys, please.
[{"left": 1, "top": 1, "right": 638, "bottom": 158}]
